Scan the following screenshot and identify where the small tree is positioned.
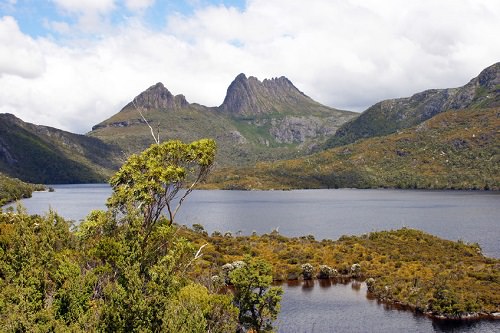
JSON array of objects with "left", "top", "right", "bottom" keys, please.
[
  {"left": 230, "top": 258, "right": 283, "bottom": 332},
  {"left": 107, "top": 139, "right": 216, "bottom": 230},
  {"left": 77, "top": 139, "right": 220, "bottom": 331}
]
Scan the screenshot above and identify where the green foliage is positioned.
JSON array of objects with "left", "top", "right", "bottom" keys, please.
[
  {"left": 230, "top": 257, "right": 283, "bottom": 332},
  {"left": 0, "top": 173, "right": 44, "bottom": 206},
  {"left": 0, "top": 209, "right": 81, "bottom": 331},
  {"left": 0, "top": 138, "right": 239, "bottom": 332},
  {"left": 108, "top": 139, "right": 216, "bottom": 226},
  {"left": 162, "top": 283, "right": 238, "bottom": 333}
]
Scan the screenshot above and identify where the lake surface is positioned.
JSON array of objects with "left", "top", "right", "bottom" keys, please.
[
  {"left": 7, "top": 185, "right": 500, "bottom": 257},
  {"left": 4, "top": 185, "right": 500, "bottom": 332},
  {"left": 275, "top": 280, "right": 498, "bottom": 333}
]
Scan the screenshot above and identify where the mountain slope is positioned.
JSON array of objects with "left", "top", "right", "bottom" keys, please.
[
  {"left": 0, "top": 114, "right": 122, "bottom": 184},
  {"left": 89, "top": 76, "right": 357, "bottom": 167},
  {"left": 205, "top": 107, "right": 500, "bottom": 190},
  {"left": 326, "top": 62, "right": 500, "bottom": 148}
]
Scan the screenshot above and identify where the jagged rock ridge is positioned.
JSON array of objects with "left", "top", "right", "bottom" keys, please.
[{"left": 219, "top": 74, "right": 312, "bottom": 115}]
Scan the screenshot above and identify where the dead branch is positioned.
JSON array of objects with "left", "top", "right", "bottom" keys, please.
[{"left": 132, "top": 99, "right": 160, "bottom": 144}]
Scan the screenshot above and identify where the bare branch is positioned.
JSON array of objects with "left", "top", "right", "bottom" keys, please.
[
  {"left": 194, "top": 243, "right": 208, "bottom": 260},
  {"left": 183, "top": 243, "right": 208, "bottom": 273},
  {"left": 132, "top": 99, "right": 160, "bottom": 145},
  {"left": 171, "top": 164, "right": 212, "bottom": 222}
]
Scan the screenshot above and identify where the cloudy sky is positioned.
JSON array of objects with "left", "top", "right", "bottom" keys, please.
[{"left": 1, "top": 0, "right": 499, "bottom": 133}]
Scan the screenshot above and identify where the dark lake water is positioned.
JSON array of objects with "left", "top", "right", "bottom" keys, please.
[{"left": 4, "top": 185, "right": 500, "bottom": 332}]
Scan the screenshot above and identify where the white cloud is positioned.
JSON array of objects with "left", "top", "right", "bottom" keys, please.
[
  {"left": 51, "top": 0, "right": 116, "bottom": 14},
  {"left": 125, "top": 0, "right": 155, "bottom": 11},
  {"left": 50, "top": 0, "right": 117, "bottom": 33},
  {"left": 1, "top": 0, "right": 500, "bottom": 133},
  {"left": 0, "top": 16, "right": 45, "bottom": 78}
]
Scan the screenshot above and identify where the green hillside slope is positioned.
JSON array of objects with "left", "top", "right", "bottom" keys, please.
[
  {"left": 206, "top": 108, "right": 500, "bottom": 190},
  {"left": 326, "top": 62, "right": 500, "bottom": 148},
  {"left": 0, "top": 114, "right": 122, "bottom": 184}
]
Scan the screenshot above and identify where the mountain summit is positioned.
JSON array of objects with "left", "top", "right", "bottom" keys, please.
[
  {"left": 89, "top": 74, "right": 357, "bottom": 166},
  {"left": 219, "top": 74, "right": 329, "bottom": 116},
  {"left": 125, "top": 82, "right": 189, "bottom": 110}
]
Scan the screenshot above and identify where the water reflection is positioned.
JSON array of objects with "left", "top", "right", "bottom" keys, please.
[{"left": 276, "top": 279, "right": 499, "bottom": 333}]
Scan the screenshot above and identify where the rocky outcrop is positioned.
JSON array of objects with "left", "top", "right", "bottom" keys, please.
[
  {"left": 214, "top": 73, "right": 358, "bottom": 149},
  {"left": 327, "top": 62, "right": 500, "bottom": 148},
  {"left": 125, "top": 82, "right": 189, "bottom": 110},
  {"left": 269, "top": 116, "right": 344, "bottom": 144}
]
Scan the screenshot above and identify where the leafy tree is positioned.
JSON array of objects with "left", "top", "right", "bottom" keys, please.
[
  {"left": 162, "top": 283, "right": 238, "bottom": 333},
  {"left": 108, "top": 139, "right": 216, "bottom": 228},
  {"left": 230, "top": 257, "right": 283, "bottom": 332},
  {"left": 0, "top": 209, "right": 82, "bottom": 331},
  {"left": 75, "top": 139, "right": 221, "bottom": 331},
  {"left": 106, "top": 139, "right": 216, "bottom": 270}
]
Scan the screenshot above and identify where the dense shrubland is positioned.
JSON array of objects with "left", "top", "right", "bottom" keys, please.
[
  {"left": 0, "top": 173, "right": 45, "bottom": 206},
  {"left": 0, "top": 139, "right": 283, "bottom": 332},
  {"left": 180, "top": 225, "right": 499, "bottom": 319}
]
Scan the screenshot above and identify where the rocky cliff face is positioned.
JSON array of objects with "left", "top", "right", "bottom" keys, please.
[
  {"left": 216, "top": 73, "right": 357, "bottom": 146},
  {"left": 219, "top": 74, "right": 313, "bottom": 115},
  {"left": 327, "top": 62, "right": 500, "bottom": 148}
]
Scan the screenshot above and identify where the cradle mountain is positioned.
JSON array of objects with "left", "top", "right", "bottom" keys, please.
[
  {"left": 0, "top": 63, "right": 499, "bottom": 189},
  {"left": 89, "top": 74, "right": 357, "bottom": 167}
]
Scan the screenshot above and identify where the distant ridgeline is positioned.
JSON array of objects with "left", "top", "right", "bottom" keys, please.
[
  {"left": 1, "top": 62, "right": 499, "bottom": 187},
  {"left": 0, "top": 113, "right": 122, "bottom": 184},
  {"left": 325, "top": 62, "right": 500, "bottom": 148}
]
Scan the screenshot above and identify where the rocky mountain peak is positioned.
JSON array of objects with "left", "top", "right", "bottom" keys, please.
[
  {"left": 0, "top": 113, "right": 23, "bottom": 125},
  {"left": 125, "top": 82, "right": 189, "bottom": 111},
  {"left": 476, "top": 62, "right": 499, "bottom": 89},
  {"left": 219, "top": 73, "right": 311, "bottom": 115}
]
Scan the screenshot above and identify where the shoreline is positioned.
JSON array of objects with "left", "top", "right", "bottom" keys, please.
[{"left": 275, "top": 277, "right": 500, "bottom": 322}]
